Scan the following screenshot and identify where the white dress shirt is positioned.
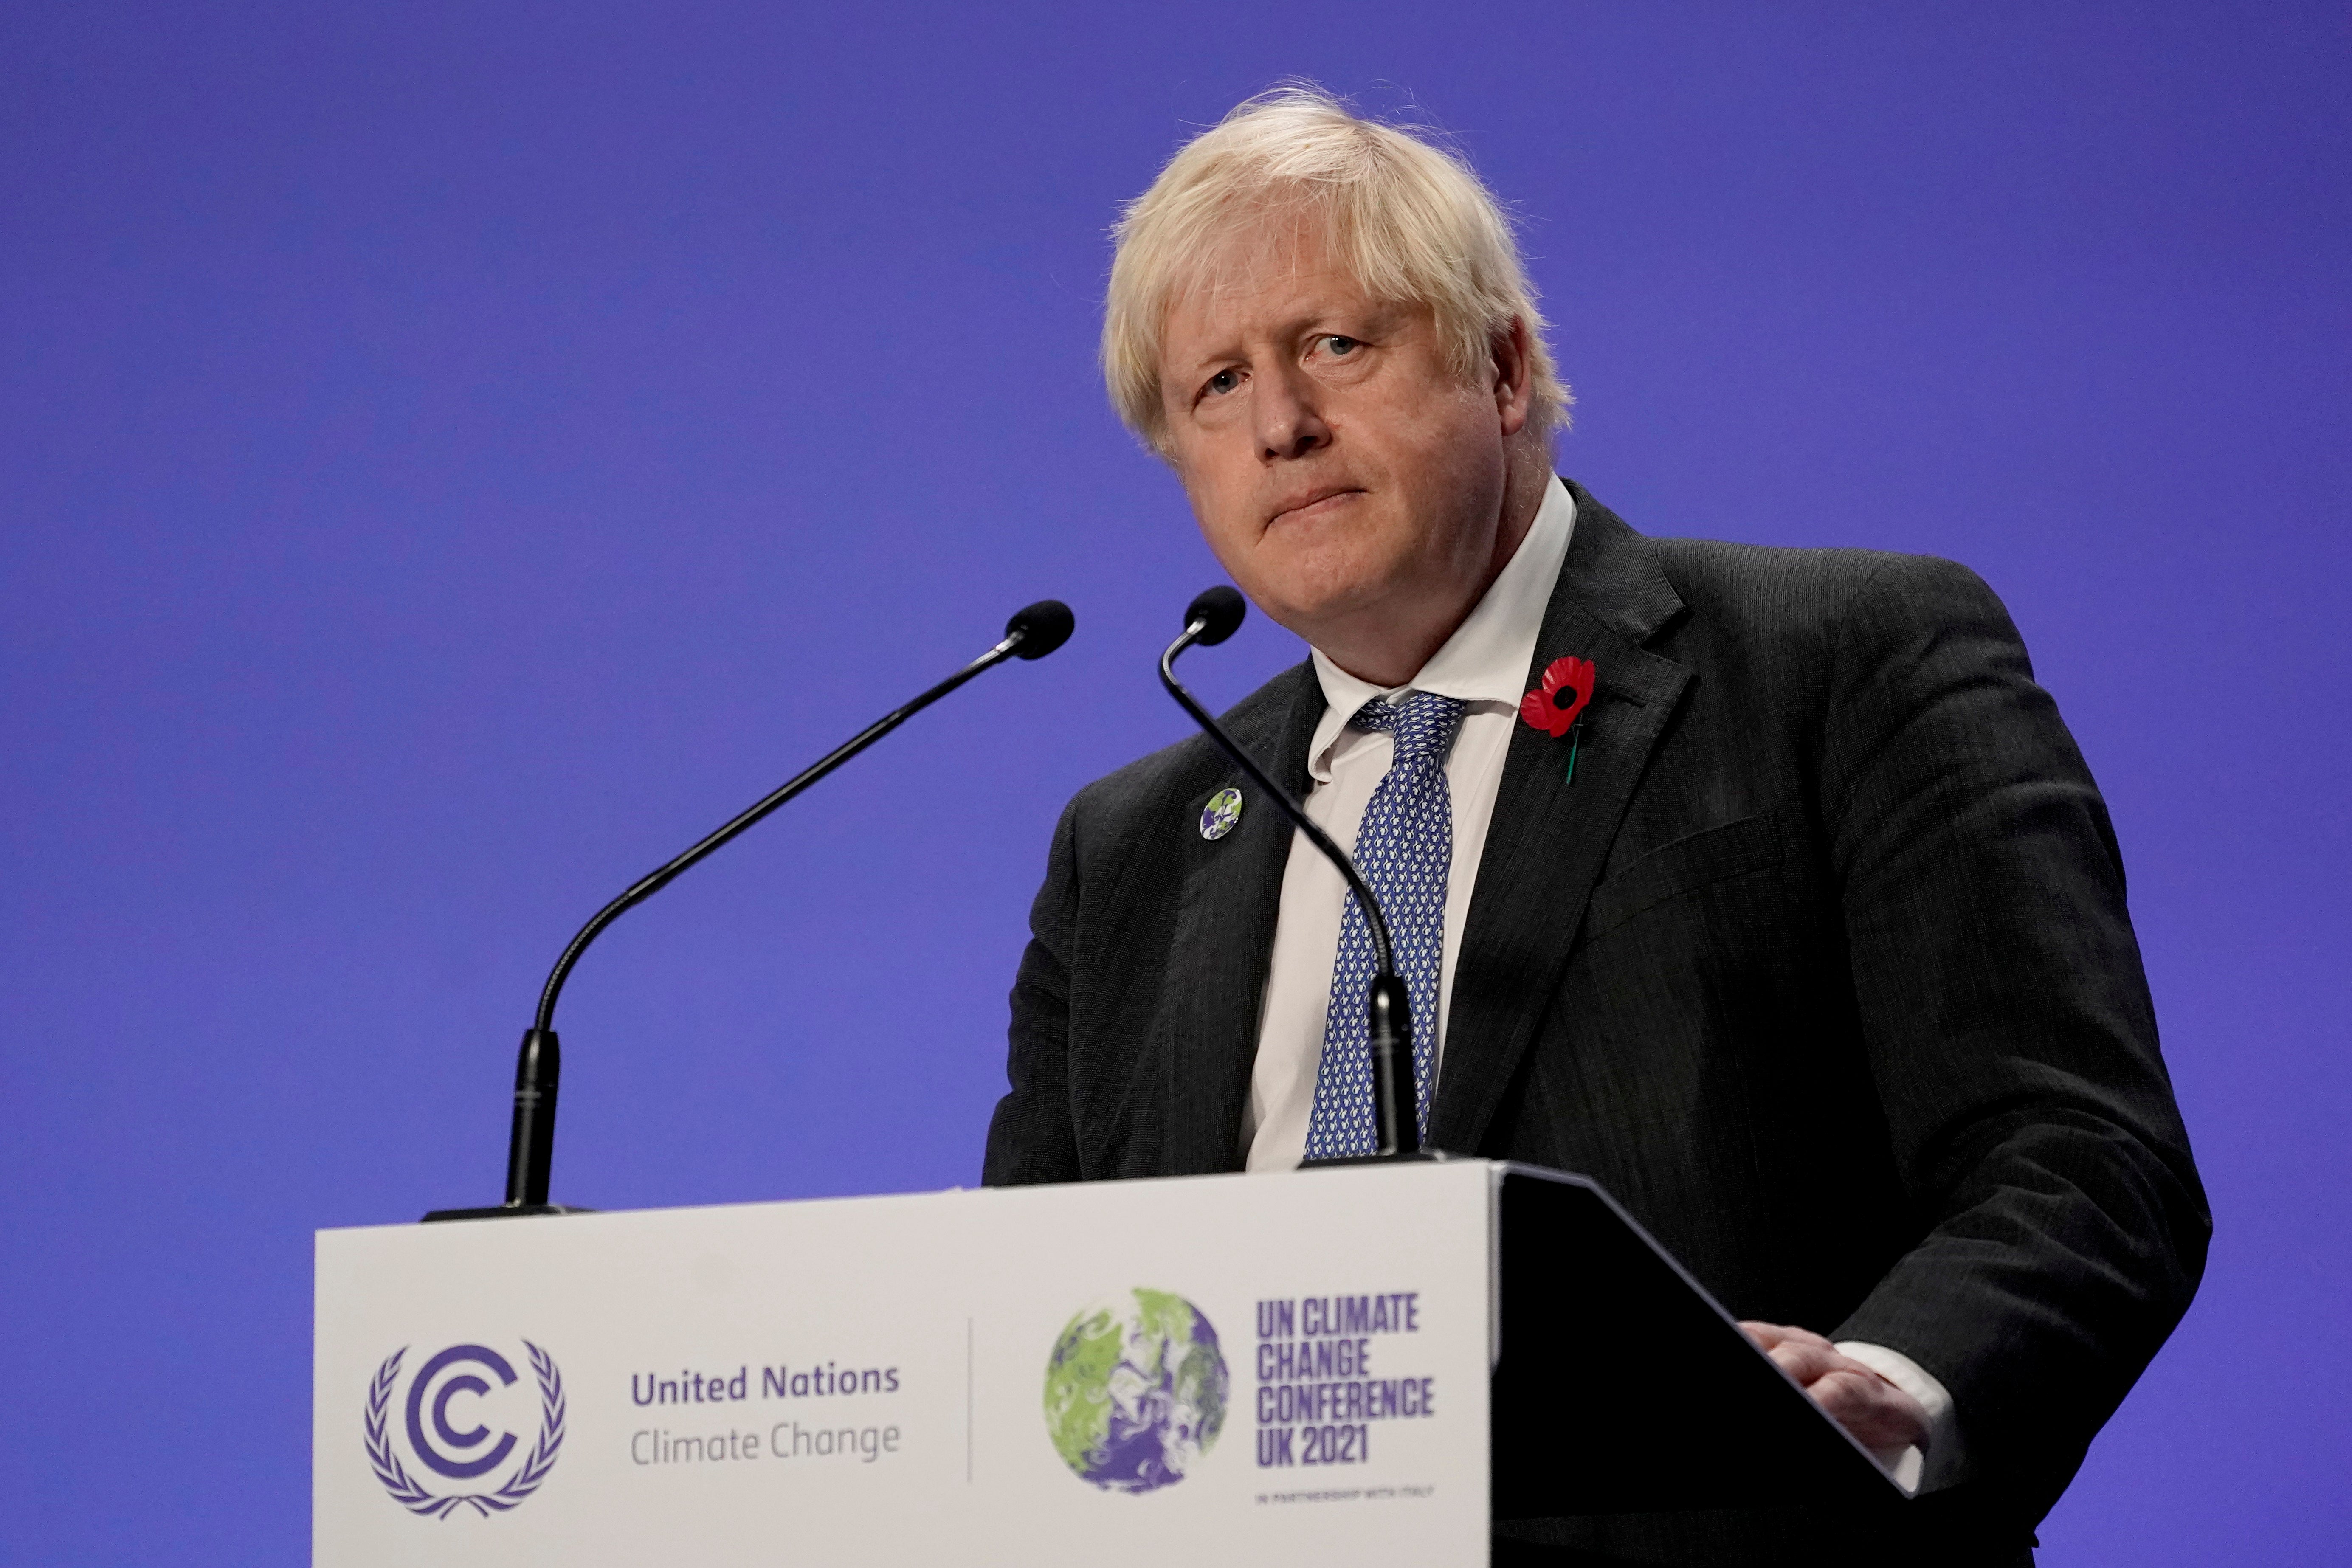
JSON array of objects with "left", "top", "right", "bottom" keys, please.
[{"left": 1237, "top": 475, "right": 1963, "bottom": 1494}]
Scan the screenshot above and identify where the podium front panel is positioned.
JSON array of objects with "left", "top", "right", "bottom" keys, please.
[{"left": 314, "top": 1162, "right": 1495, "bottom": 1565}]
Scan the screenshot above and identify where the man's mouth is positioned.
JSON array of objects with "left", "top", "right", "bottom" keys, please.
[{"left": 1267, "top": 487, "right": 1364, "bottom": 528}]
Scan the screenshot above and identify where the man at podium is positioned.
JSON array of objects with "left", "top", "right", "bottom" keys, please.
[{"left": 983, "top": 87, "right": 2206, "bottom": 1567}]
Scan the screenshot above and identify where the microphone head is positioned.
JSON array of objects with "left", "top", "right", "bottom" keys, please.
[
  {"left": 1005, "top": 599, "right": 1075, "bottom": 659},
  {"left": 1185, "top": 585, "right": 1247, "bottom": 646}
]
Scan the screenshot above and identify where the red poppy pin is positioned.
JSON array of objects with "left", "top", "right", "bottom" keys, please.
[
  {"left": 1521, "top": 655, "right": 1596, "bottom": 737},
  {"left": 1520, "top": 655, "right": 1597, "bottom": 783}
]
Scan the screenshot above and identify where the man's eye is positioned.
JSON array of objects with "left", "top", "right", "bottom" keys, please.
[
  {"left": 1324, "top": 335, "right": 1360, "bottom": 356},
  {"left": 1205, "top": 368, "right": 1241, "bottom": 397}
]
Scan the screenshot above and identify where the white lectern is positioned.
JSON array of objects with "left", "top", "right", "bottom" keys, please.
[{"left": 313, "top": 1160, "right": 1898, "bottom": 1565}]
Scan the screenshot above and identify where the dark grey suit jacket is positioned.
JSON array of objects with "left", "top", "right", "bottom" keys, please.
[{"left": 983, "top": 481, "right": 2207, "bottom": 1565}]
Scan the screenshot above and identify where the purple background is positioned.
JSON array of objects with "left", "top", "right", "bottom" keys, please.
[{"left": 3, "top": 3, "right": 2344, "bottom": 1560}]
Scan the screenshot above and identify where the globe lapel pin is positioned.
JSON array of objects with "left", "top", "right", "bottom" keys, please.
[{"left": 1199, "top": 786, "right": 1244, "bottom": 841}]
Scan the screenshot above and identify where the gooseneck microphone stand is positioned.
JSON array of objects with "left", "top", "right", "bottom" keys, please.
[
  {"left": 1158, "top": 586, "right": 1422, "bottom": 1161},
  {"left": 425, "top": 599, "right": 1076, "bottom": 1222}
]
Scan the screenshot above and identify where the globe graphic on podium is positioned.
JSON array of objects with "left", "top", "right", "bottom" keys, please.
[{"left": 1043, "top": 1288, "right": 1228, "bottom": 1492}]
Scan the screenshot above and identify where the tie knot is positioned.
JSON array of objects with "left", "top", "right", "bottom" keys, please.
[{"left": 1350, "top": 690, "right": 1468, "bottom": 767}]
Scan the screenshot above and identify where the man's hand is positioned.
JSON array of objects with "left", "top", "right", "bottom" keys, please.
[{"left": 1739, "top": 1322, "right": 1930, "bottom": 1455}]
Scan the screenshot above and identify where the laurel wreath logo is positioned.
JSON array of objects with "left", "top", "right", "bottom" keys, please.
[{"left": 364, "top": 1342, "right": 566, "bottom": 1519}]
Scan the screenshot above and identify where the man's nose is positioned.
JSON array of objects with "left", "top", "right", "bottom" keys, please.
[{"left": 1254, "top": 364, "right": 1331, "bottom": 462}]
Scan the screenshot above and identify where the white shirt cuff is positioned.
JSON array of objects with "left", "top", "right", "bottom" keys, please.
[{"left": 1834, "top": 1340, "right": 1965, "bottom": 1495}]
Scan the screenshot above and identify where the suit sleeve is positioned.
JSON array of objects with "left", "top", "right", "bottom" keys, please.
[
  {"left": 981, "top": 795, "right": 1084, "bottom": 1185},
  {"left": 1820, "top": 555, "right": 2209, "bottom": 1513}
]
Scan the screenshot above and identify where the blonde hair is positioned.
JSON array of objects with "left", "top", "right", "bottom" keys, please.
[{"left": 1103, "top": 85, "right": 1569, "bottom": 454}]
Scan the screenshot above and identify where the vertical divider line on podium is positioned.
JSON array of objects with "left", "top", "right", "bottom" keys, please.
[{"left": 1487, "top": 1165, "right": 1504, "bottom": 1373}]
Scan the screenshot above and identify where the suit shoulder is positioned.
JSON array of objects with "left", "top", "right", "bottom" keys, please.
[
  {"left": 1068, "top": 730, "right": 1222, "bottom": 824},
  {"left": 1060, "top": 660, "right": 1317, "bottom": 840},
  {"left": 1647, "top": 535, "right": 2005, "bottom": 642}
]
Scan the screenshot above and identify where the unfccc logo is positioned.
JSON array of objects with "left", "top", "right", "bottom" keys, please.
[{"left": 364, "top": 1342, "right": 566, "bottom": 1518}]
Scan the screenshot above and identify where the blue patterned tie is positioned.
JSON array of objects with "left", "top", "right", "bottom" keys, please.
[{"left": 1303, "top": 690, "right": 1468, "bottom": 1158}]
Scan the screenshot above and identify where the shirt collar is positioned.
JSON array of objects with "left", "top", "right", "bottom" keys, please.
[{"left": 1304, "top": 474, "right": 1577, "bottom": 782}]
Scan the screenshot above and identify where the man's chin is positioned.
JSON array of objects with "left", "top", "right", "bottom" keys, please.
[{"left": 1240, "top": 577, "right": 1406, "bottom": 650}]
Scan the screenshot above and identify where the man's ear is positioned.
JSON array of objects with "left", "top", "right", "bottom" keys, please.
[{"left": 1490, "top": 316, "right": 1535, "bottom": 438}]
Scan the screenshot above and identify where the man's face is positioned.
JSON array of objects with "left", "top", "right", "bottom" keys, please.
[{"left": 1156, "top": 219, "right": 1527, "bottom": 666}]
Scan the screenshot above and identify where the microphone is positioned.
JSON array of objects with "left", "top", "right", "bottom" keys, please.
[
  {"left": 1157, "top": 586, "right": 1422, "bottom": 1161},
  {"left": 425, "top": 598, "right": 1076, "bottom": 1222}
]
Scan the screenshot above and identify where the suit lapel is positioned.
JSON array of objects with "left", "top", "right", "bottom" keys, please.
[
  {"left": 1429, "top": 490, "right": 1692, "bottom": 1154},
  {"left": 1163, "top": 663, "right": 1325, "bottom": 1174}
]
